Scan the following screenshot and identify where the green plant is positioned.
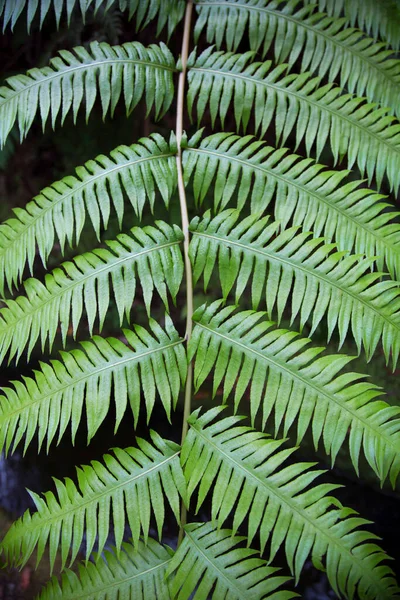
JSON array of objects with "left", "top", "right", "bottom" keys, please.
[{"left": 0, "top": 0, "right": 400, "bottom": 598}]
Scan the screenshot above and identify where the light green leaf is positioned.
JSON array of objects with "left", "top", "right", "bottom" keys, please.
[
  {"left": 0, "top": 432, "right": 186, "bottom": 572},
  {"left": 38, "top": 537, "right": 173, "bottom": 600},
  {"left": 0, "top": 133, "right": 177, "bottom": 295},
  {"left": 189, "top": 210, "right": 400, "bottom": 367},
  {"left": 0, "top": 221, "right": 184, "bottom": 363},
  {"left": 167, "top": 521, "right": 296, "bottom": 600},
  {"left": 182, "top": 409, "right": 399, "bottom": 600},
  {"left": 187, "top": 48, "right": 400, "bottom": 193},
  {"left": 189, "top": 301, "right": 400, "bottom": 485}
]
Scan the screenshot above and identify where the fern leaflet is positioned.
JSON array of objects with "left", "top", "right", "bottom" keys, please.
[
  {"left": 0, "top": 40, "right": 176, "bottom": 148},
  {"left": 183, "top": 132, "right": 400, "bottom": 280},
  {"left": 1, "top": 432, "right": 186, "bottom": 572},
  {"left": 193, "top": 0, "right": 400, "bottom": 116},
  {"left": 182, "top": 408, "right": 399, "bottom": 600},
  {"left": 0, "top": 316, "right": 185, "bottom": 454},
  {"left": 0, "top": 133, "right": 177, "bottom": 295},
  {"left": 189, "top": 301, "right": 400, "bottom": 485},
  {"left": 187, "top": 48, "right": 400, "bottom": 193},
  {"left": 0, "top": 222, "right": 183, "bottom": 363},
  {"left": 167, "top": 521, "right": 296, "bottom": 600},
  {"left": 38, "top": 537, "right": 173, "bottom": 600}
]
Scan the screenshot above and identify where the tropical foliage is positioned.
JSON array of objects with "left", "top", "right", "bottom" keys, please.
[{"left": 0, "top": 0, "right": 399, "bottom": 598}]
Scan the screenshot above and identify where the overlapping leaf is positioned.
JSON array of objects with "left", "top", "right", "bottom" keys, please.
[
  {"left": 0, "top": 40, "right": 176, "bottom": 148},
  {"left": 189, "top": 301, "right": 400, "bottom": 485},
  {"left": 303, "top": 0, "right": 400, "bottom": 49},
  {"left": 193, "top": 0, "right": 400, "bottom": 116},
  {"left": 1, "top": 432, "right": 186, "bottom": 572},
  {"left": 0, "top": 133, "right": 177, "bottom": 295},
  {"left": 187, "top": 48, "right": 400, "bottom": 193},
  {"left": 189, "top": 210, "right": 400, "bottom": 366},
  {"left": 0, "top": 221, "right": 183, "bottom": 363},
  {"left": 183, "top": 132, "right": 400, "bottom": 280},
  {"left": 0, "top": 316, "right": 186, "bottom": 454},
  {"left": 181, "top": 408, "right": 399, "bottom": 600},
  {"left": 167, "top": 522, "right": 295, "bottom": 600},
  {"left": 38, "top": 538, "right": 173, "bottom": 600}
]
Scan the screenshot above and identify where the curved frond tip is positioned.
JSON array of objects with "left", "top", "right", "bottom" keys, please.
[
  {"left": 189, "top": 210, "right": 400, "bottom": 367},
  {"left": 183, "top": 132, "right": 400, "bottom": 280},
  {"left": 189, "top": 301, "right": 400, "bottom": 486},
  {"left": 181, "top": 408, "right": 400, "bottom": 600},
  {"left": 0, "top": 432, "right": 187, "bottom": 572},
  {"left": 38, "top": 537, "right": 173, "bottom": 600},
  {"left": 0, "top": 316, "right": 186, "bottom": 454},
  {"left": 0, "top": 40, "right": 176, "bottom": 149},
  {"left": 167, "top": 521, "right": 296, "bottom": 600},
  {"left": 0, "top": 221, "right": 184, "bottom": 364},
  {"left": 0, "top": 133, "right": 177, "bottom": 295},
  {"left": 187, "top": 48, "right": 400, "bottom": 194}
]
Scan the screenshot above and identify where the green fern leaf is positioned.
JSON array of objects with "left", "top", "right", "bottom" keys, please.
[
  {"left": 0, "top": 133, "right": 177, "bottom": 295},
  {"left": 193, "top": 0, "right": 400, "bottom": 116},
  {"left": 0, "top": 221, "right": 183, "bottom": 363},
  {"left": 183, "top": 132, "right": 400, "bottom": 280},
  {"left": 0, "top": 0, "right": 185, "bottom": 36},
  {"left": 167, "top": 521, "right": 296, "bottom": 600},
  {"left": 0, "top": 0, "right": 92, "bottom": 30},
  {"left": 0, "top": 316, "right": 185, "bottom": 454},
  {"left": 119, "top": 0, "right": 186, "bottom": 37},
  {"left": 187, "top": 48, "right": 400, "bottom": 193},
  {"left": 0, "top": 40, "right": 176, "bottom": 148},
  {"left": 189, "top": 210, "right": 400, "bottom": 366},
  {"left": 189, "top": 301, "right": 400, "bottom": 485},
  {"left": 1, "top": 432, "right": 186, "bottom": 572},
  {"left": 303, "top": 0, "right": 400, "bottom": 50},
  {"left": 182, "top": 408, "right": 399, "bottom": 600},
  {"left": 38, "top": 537, "right": 173, "bottom": 600}
]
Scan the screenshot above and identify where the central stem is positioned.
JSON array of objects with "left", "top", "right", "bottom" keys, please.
[{"left": 176, "top": 0, "right": 194, "bottom": 544}]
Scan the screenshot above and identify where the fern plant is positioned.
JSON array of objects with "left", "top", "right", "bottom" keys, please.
[{"left": 0, "top": 0, "right": 400, "bottom": 598}]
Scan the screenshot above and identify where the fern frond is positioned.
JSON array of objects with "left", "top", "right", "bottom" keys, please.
[
  {"left": 0, "top": 133, "right": 177, "bottom": 295},
  {"left": 187, "top": 48, "right": 400, "bottom": 193},
  {"left": 182, "top": 408, "right": 399, "bottom": 600},
  {"left": 38, "top": 537, "right": 173, "bottom": 600},
  {"left": 0, "top": 221, "right": 183, "bottom": 363},
  {"left": 303, "top": 0, "right": 400, "bottom": 50},
  {"left": 0, "top": 316, "right": 185, "bottom": 454},
  {"left": 0, "top": 40, "right": 176, "bottom": 148},
  {"left": 193, "top": 0, "right": 400, "bottom": 116},
  {"left": 119, "top": 0, "right": 186, "bottom": 37},
  {"left": 1, "top": 432, "right": 186, "bottom": 572},
  {"left": 183, "top": 132, "right": 400, "bottom": 280},
  {"left": 0, "top": 0, "right": 185, "bottom": 36},
  {"left": 189, "top": 301, "right": 400, "bottom": 485},
  {"left": 167, "top": 521, "right": 296, "bottom": 600},
  {"left": 189, "top": 210, "right": 400, "bottom": 366}
]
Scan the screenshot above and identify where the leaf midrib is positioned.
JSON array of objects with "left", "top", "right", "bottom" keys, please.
[
  {"left": 189, "top": 67, "right": 400, "bottom": 155},
  {"left": 188, "top": 145, "right": 399, "bottom": 254},
  {"left": 0, "top": 57, "right": 176, "bottom": 107},
  {"left": 194, "top": 0, "right": 399, "bottom": 88},
  {"left": 196, "top": 320, "right": 399, "bottom": 455},
  {"left": 191, "top": 229, "right": 400, "bottom": 331},
  {"left": 0, "top": 339, "right": 182, "bottom": 421},
  {"left": 194, "top": 423, "right": 386, "bottom": 593},
  {"left": 0, "top": 240, "right": 180, "bottom": 334}
]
